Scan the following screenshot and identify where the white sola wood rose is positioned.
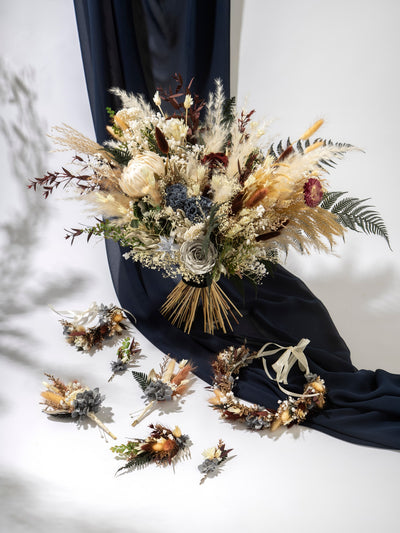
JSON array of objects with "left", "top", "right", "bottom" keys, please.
[
  {"left": 180, "top": 238, "right": 217, "bottom": 276},
  {"left": 119, "top": 151, "right": 165, "bottom": 205}
]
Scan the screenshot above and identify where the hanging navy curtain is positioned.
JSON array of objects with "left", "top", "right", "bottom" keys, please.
[
  {"left": 74, "top": 0, "right": 400, "bottom": 450},
  {"left": 74, "top": 0, "right": 230, "bottom": 141}
]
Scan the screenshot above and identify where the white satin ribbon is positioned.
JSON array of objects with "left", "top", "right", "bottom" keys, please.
[
  {"left": 49, "top": 302, "right": 99, "bottom": 326},
  {"left": 254, "top": 338, "right": 313, "bottom": 397}
]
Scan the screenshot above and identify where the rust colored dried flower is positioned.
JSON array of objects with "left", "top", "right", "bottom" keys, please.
[
  {"left": 201, "top": 152, "right": 229, "bottom": 169},
  {"left": 303, "top": 178, "right": 323, "bottom": 207}
]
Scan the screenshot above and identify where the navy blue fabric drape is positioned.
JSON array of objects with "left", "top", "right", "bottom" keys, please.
[{"left": 74, "top": 0, "right": 400, "bottom": 450}]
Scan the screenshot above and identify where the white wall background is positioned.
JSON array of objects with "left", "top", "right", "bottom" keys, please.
[
  {"left": 0, "top": 1, "right": 399, "bottom": 532},
  {"left": 232, "top": 0, "right": 400, "bottom": 373}
]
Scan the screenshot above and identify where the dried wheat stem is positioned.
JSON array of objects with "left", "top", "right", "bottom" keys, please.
[{"left": 161, "top": 280, "right": 243, "bottom": 334}]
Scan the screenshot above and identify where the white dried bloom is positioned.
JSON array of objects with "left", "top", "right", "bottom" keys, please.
[
  {"left": 153, "top": 90, "right": 161, "bottom": 107},
  {"left": 202, "top": 447, "right": 221, "bottom": 460},
  {"left": 180, "top": 238, "right": 217, "bottom": 275},
  {"left": 183, "top": 223, "right": 206, "bottom": 241},
  {"left": 184, "top": 94, "right": 193, "bottom": 109},
  {"left": 211, "top": 172, "right": 238, "bottom": 203},
  {"left": 119, "top": 151, "right": 164, "bottom": 205},
  {"left": 163, "top": 118, "right": 188, "bottom": 142}
]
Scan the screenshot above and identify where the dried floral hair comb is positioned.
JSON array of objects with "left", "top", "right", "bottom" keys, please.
[
  {"left": 41, "top": 374, "right": 116, "bottom": 440},
  {"left": 130, "top": 357, "right": 195, "bottom": 426},
  {"left": 51, "top": 302, "right": 132, "bottom": 352},
  {"left": 111, "top": 424, "right": 191, "bottom": 474},
  {"left": 209, "top": 340, "right": 326, "bottom": 431}
]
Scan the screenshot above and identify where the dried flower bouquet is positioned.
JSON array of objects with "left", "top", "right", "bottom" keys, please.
[{"left": 29, "top": 74, "right": 389, "bottom": 334}]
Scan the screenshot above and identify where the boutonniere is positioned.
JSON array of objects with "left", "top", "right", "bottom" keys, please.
[
  {"left": 108, "top": 336, "right": 142, "bottom": 381},
  {"left": 131, "top": 357, "right": 195, "bottom": 426},
  {"left": 41, "top": 374, "right": 116, "bottom": 439},
  {"left": 198, "top": 440, "right": 233, "bottom": 484}
]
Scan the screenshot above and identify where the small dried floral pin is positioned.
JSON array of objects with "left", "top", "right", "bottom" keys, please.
[
  {"left": 108, "top": 336, "right": 142, "bottom": 382},
  {"left": 52, "top": 302, "right": 131, "bottom": 352},
  {"left": 130, "top": 357, "right": 195, "bottom": 426},
  {"left": 198, "top": 439, "right": 233, "bottom": 485},
  {"left": 41, "top": 374, "right": 116, "bottom": 440},
  {"left": 111, "top": 424, "right": 191, "bottom": 474}
]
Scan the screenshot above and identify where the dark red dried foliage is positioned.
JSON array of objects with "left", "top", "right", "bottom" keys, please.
[
  {"left": 201, "top": 152, "right": 229, "bottom": 169},
  {"left": 28, "top": 166, "right": 93, "bottom": 199},
  {"left": 155, "top": 126, "right": 169, "bottom": 154},
  {"left": 156, "top": 73, "right": 205, "bottom": 141}
]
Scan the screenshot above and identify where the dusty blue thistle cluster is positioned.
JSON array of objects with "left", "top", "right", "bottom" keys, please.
[
  {"left": 110, "top": 360, "right": 128, "bottom": 373},
  {"left": 144, "top": 380, "right": 173, "bottom": 401},
  {"left": 198, "top": 458, "right": 220, "bottom": 475},
  {"left": 165, "top": 183, "right": 212, "bottom": 221},
  {"left": 71, "top": 388, "right": 104, "bottom": 418},
  {"left": 245, "top": 414, "right": 271, "bottom": 430},
  {"left": 165, "top": 183, "right": 187, "bottom": 210},
  {"left": 183, "top": 196, "right": 212, "bottom": 221}
]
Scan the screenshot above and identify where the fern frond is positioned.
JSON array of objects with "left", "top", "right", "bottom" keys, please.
[
  {"left": 105, "top": 143, "right": 132, "bottom": 166},
  {"left": 116, "top": 453, "right": 151, "bottom": 475},
  {"left": 321, "top": 192, "right": 390, "bottom": 247},
  {"left": 221, "top": 96, "right": 236, "bottom": 127},
  {"left": 131, "top": 371, "right": 151, "bottom": 392},
  {"left": 319, "top": 191, "right": 346, "bottom": 210}
]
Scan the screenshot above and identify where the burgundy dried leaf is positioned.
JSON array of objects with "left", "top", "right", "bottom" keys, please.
[
  {"left": 276, "top": 145, "right": 293, "bottom": 162},
  {"left": 155, "top": 127, "right": 169, "bottom": 154}
]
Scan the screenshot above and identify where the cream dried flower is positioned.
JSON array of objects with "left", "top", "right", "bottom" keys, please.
[
  {"left": 153, "top": 91, "right": 161, "bottom": 107},
  {"left": 183, "top": 223, "right": 206, "bottom": 242},
  {"left": 163, "top": 118, "right": 188, "bottom": 142},
  {"left": 119, "top": 151, "right": 165, "bottom": 205},
  {"left": 202, "top": 446, "right": 221, "bottom": 460},
  {"left": 180, "top": 238, "right": 217, "bottom": 275},
  {"left": 184, "top": 94, "right": 193, "bottom": 109}
]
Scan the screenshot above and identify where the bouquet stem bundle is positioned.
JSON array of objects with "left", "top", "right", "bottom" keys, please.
[{"left": 160, "top": 280, "right": 242, "bottom": 334}]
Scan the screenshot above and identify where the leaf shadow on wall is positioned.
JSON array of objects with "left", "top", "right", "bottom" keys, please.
[{"left": 0, "top": 61, "right": 88, "bottom": 372}]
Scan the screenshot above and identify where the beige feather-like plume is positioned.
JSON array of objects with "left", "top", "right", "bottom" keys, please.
[{"left": 202, "top": 79, "right": 230, "bottom": 153}]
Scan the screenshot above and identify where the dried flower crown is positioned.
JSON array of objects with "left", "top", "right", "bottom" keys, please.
[{"left": 209, "top": 341, "right": 326, "bottom": 431}]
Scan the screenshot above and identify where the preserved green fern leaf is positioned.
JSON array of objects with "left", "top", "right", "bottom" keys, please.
[
  {"left": 116, "top": 453, "right": 152, "bottom": 475},
  {"left": 321, "top": 192, "right": 390, "bottom": 247},
  {"left": 221, "top": 96, "right": 236, "bottom": 127},
  {"left": 105, "top": 143, "right": 132, "bottom": 166},
  {"left": 131, "top": 371, "right": 151, "bottom": 392},
  {"left": 320, "top": 191, "right": 347, "bottom": 210}
]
